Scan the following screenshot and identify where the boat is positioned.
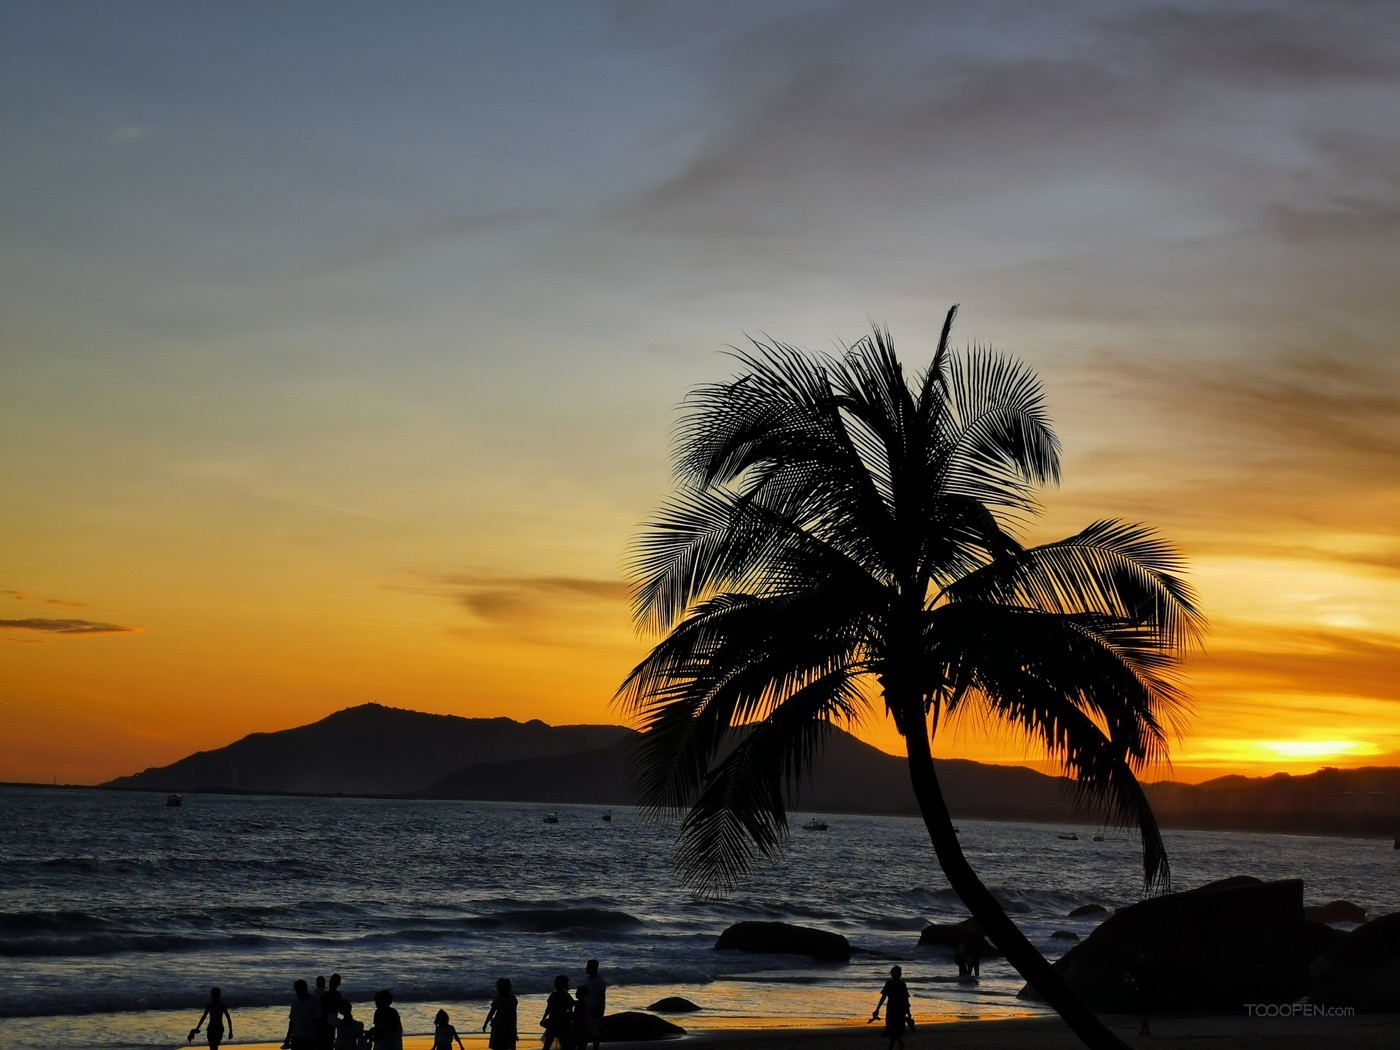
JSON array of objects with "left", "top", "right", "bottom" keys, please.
[
  {"left": 166, "top": 793, "right": 183, "bottom": 808},
  {"left": 1057, "top": 832, "right": 1078, "bottom": 840},
  {"left": 802, "top": 817, "right": 830, "bottom": 832},
  {"left": 601, "top": 811, "right": 612, "bottom": 822},
  {"left": 542, "top": 812, "right": 559, "bottom": 824},
  {"left": 1393, "top": 837, "right": 1399, "bottom": 850}
]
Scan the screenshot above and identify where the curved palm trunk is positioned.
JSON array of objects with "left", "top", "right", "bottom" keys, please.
[{"left": 902, "top": 724, "right": 1131, "bottom": 1050}]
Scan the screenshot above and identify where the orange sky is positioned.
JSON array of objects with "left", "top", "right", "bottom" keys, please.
[{"left": 3, "top": 3, "right": 1398, "bottom": 786}]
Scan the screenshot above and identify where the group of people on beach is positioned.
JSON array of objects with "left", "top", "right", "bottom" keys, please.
[{"left": 187, "top": 960, "right": 608, "bottom": 1050}]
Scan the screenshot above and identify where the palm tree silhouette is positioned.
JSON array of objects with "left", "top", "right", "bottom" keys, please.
[{"left": 616, "top": 307, "right": 1204, "bottom": 1049}]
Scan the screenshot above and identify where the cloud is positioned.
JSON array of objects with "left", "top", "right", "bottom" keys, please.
[
  {"left": 273, "top": 212, "right": 540, "bottom": 292},
  {"left": 104, "top": 124, "right": 156, "bottom": 144},
  {"left": 438, "top": 573, "right": 628, "bottom": 626},
  {"left": 3, "top": 590, "right": 87, "bottom": 608},
  {"left": 0, "top": 618, "right": 142, "bottom": 636}
]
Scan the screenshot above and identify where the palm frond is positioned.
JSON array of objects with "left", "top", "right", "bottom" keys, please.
[{"left": 665, "top": 671, "right": 865, "bottom": 895}]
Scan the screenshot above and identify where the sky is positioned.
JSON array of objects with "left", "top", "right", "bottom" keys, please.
[{"left": 2, "top": 0, "right": 1398, "bottom": 786}]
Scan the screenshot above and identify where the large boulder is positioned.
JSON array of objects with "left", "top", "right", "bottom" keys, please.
[
  {"left": 1310, "top": 912, "right": 1400, "bottom": 1011},
  {"left": 1021, "top": 876, "right": 1326, "bottom": 1013},
  {"left": 1304, "top": 900, "right": 1368, "bottom": 925},
  {"left": 918, "top": 918, "right": 1002, "bottom": 958},
  {"left": 1068, "top": 904, "right": 1109, "bottom": 918},
  {"left": 647, "top": 997, "right": 702, "bottom": 1013},
  {"left": 599, "top": 1012, "right": 685, "bottom": 1041},
  {"left": 715, "top": 921, "right": 851, "bottom": 962}
]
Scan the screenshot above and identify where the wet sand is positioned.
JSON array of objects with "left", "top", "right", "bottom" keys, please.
[{"left": 230, "top": 1012, "right": 1398, "bottom": 1050}]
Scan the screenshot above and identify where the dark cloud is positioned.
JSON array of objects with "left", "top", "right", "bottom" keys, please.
[
  {"left": 0, "top": 618, "right": 141, "bottom": 635},
  {"left": 1106, "top": 4, "right": 1400, "bottom": 89}
]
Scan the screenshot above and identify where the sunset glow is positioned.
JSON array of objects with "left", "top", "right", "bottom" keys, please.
[{"left": 3, "top": 2, "right": 1398, "bottom": 787}]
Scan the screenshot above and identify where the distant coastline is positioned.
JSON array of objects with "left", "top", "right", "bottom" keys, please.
[{"left": 8, "top": 701, "right": 1400, "bottom": 841}]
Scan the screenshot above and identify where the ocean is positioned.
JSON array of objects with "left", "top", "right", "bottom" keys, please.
[{"left": 1, "top": 786, "right": 1394, "bottom": 1050}]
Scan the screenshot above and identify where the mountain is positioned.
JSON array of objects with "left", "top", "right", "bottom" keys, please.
[
  {"left": 102, "top": 704, "right": 1400, "bottom": 838},
  {"left": 423, "top": 723, "right": 1085, "bottom": 823},
  {"left": 102, "top": 703, "right": 631, "bottom": 796}
]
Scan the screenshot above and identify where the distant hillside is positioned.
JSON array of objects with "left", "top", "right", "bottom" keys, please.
[
  {"left": 424, "top": 723, "right": 1085, "bottom": 823},
  {"left": 1146, "top": 765, "right": 1400, "bottom": 836},
  {"left": 102, "top": 704, "right": 1400, "bottom": 838},
  {"left": 103, "top": 703, "right": 631, "bottom": 796}
]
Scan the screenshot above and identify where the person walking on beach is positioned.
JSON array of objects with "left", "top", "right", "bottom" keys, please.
[
  {"left": 189, "top": 986, "right": 233, "bottom": 1049},
  {"left": 541, "top": 975, "right": 574, "bottom": 1050},
  {"left": 582, "top": 959, "right": 606, "bottom": 1050},
  {"left": 369, "top": 989, "right": 403, "bottom": 1050},
  {"left": 284, "top": 980, "right": 322, "bottom": 1050},
  {"left": 870, "top": 965, "right": 912, "bottom": 1050},
  {"left": 432, "top": 1009, "right": 466, "bottom": 1050},
  {"left": 483, "top": 977, "right": 518, "bottom": 1050}
]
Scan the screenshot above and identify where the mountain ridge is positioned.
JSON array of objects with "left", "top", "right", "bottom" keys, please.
[{"left": 102, "top": 704, "right": 1400, "bottom": 837}]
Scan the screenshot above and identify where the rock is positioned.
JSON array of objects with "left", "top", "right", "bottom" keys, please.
[
  {"left": 1051, "top": 930, "right": 1080, "bottom": 942},
  {"left": 1021, "top": 876, "right": 1323, "bottom": 1013},
  {"left": 599, "top": 1012, "right": 686, "bottom": 1041},
  {"left": 647, "top": 997, "right": 702, "bottom": 1013},
  {"left": 715, "top": 921, "right": 851, "bottom": 962},
  {"left": 917, "top": 919, "right": 1002, "bottom": 958},
  {"left": 1068, "top": 904, "right": 1109, "bottom": 918},
  {"left": 1304, "top": 900, "right": 1368, "bottom": 925},
  {"left": 1310, "top": 912, "right": 1400, "bottom": 1011}
]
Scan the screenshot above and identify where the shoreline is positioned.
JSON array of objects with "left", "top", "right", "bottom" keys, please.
[{"left": 204, "top": 1013, "right": 1400, "bottom": 1050}]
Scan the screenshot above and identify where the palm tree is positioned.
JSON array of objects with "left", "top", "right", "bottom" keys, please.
[{"left": 615, "top": 307, "right": 1204, "bottom": 1050}]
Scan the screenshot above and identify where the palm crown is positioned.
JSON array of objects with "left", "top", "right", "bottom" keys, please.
[{"left": 618, "top": 308, "right": 1203, "bottom": 899}]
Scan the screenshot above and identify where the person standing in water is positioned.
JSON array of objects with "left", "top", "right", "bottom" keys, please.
[
  {"left": 870, "top": 966, "right": 912, "bottom": 1050},
  {"left": 189, "top": 987, "right": 233, "bottom": 1049}
]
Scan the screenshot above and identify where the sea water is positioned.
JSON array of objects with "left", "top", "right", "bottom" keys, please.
[{"left": 1, "top": 786, "right": 1395, "bottom": 1050}]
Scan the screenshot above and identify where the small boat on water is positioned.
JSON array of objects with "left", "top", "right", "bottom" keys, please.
[
  {"left": 166, "top": 793, "right": 183, "bottom": 808},
  {"left": 1393, "top": 837, "right": 1399, "bottom": 850},
  {"left": 1057, "top": 832, "right": 1078, "bottom": 841},
  {"left": 601, "top": 811, "right": 612, "bottom": 822},
  {"left": 542, "top": 812, "right": 559, "bottom": 824},
  {"left": 1092, "top": 832, "right": 1104, "bottom": 842},
  {"left": 802, "top": 817, "right": 830, "bottom": 832}
]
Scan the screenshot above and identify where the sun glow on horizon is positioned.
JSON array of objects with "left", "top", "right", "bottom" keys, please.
[{"left": 1256, "top": 740, "right": 1380, "bottom": 760}]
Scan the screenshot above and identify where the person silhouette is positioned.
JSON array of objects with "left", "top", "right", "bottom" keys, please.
[
  {"left": 284, "top": 980, "right": 322, "bottom": 1050},
  {"left": 189, "top": 986, "right": 233, "bottom": 1049},
  {"left": 334, "top": 1002, "right": 366, "bottom": 1050},
  {"left": 869, "top": 965, "right": 912, "bottom": 1050},
  {"left": 432, "top": 1009, "right": 466, "bottom": 1050},
  {"left": 321, "top": 974, "right": 346, "bottom": 1050},
  {"left": 541, "top": 975, "right": 573, "bottom": 1050},
  {"left": 483, "top": 977, "right": 518, "bottom": 1050},
  {"left": 569, "top": 986, "right": 589, "bottom": 1050},
  {"left": 369, "top": 989, "right": 403, "bottom": 1050},
  {"left": 582, "top": 959, "right": 606, "bottom": 1050}
]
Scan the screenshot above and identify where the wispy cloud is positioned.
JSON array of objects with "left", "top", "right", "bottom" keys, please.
[
  {"left": 0, "top": 618, "right": 142, "bottom": 636},
  {"left": 437, "top": 573, "right": 628, "bottom": 627},
  {"left": 3, "top": 590, "right": 87, "bottom": 608},
  {"left": 104, "top": 124, "right": 156, "bottom": 144}
]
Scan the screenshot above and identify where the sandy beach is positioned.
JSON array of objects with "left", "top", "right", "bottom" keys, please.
[{"left": 219, "top": 1013, "right": 1398, "bottom": 1050}]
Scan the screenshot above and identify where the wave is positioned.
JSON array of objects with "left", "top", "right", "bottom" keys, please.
[
  {"left": 0, "top": 931, "right": 272, "bottom": 958},
  {"left": 462, "top": 908, "right": 645, "bottom": 933}
]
